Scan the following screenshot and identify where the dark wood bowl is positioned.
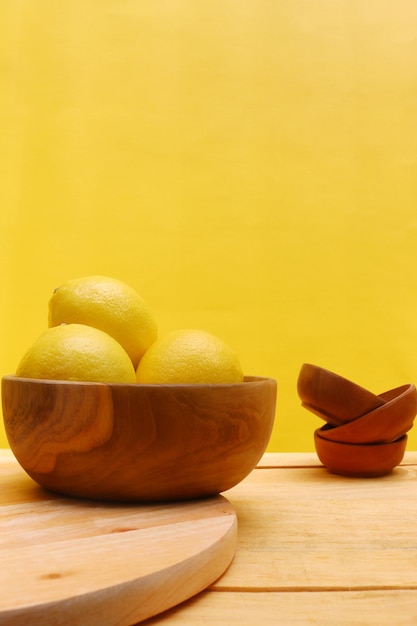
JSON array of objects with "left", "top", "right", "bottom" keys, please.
[
  {"left": 1, "top": 375, "right": 276, "bottom": 502},
  {"left": 297, "top": 363, "right": 386, "bottom": 425},
  {"left": 314, "top": 429, "right": 407, "bottom": 477},
  {"left": 316, "top": 384, "right": 417, "bottom": 445}
]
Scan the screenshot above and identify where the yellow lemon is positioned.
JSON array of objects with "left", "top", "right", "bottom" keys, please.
[
  {"left": 48, "top": 275, "right": 157, "bottom": 368},
  {"left": 136, "top": 329, "right": 244, "bottom": 384},
  {"left": 16, "top": 323, "right": 136, "bottom": 383}
]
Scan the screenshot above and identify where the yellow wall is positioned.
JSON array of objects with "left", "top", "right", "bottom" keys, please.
[{"left": 1, "top": 1, "right": 417, "bottom": 451}]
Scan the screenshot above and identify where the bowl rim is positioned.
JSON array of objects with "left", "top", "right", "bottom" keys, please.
[
  {"left": 314, "top": 427, "right": 408, "bottom": 449},
  {"left": 299, "top": 363, "right": 382, "bottom": 397},
  {"left": 1, "top": 374, "right": 276, "bottom": 389}
]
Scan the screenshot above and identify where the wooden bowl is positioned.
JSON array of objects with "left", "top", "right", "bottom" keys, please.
[
  {"left": 1, "top": 375, "right": 277, "bottom": 502},
  {"left": 316, "top": 383, "right": 417, "bottom": 445},
  {"left": 297, "top": 363, "right": 386, "bottom": 425},
  {"left": 314, "top": 429, "right": 407, "bottom": 477}
]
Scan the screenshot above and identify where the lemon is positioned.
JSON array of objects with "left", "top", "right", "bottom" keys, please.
[
  {"left": 48, "top": 275, "right": 157, "bottom": 368},
  {"left": 16, "top": 323, "right": 136, "bottom": 383},
  {"left": 136, "top": 329, "right": 244, "bottom": 384}
]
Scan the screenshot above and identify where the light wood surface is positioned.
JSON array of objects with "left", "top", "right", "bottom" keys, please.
[
  {"left": 144, "top": 450, "right": 417, "bottom": 626},
  {"left": 0, "top": 449, "right": 237, "bottom": 625},
  {"left": 3, "top": 449, "right": 417, "bottom": 625}
]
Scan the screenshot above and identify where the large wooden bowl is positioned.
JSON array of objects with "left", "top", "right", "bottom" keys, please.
[{"left": 1, "top": 375, "right": 276, "bottom": 502}]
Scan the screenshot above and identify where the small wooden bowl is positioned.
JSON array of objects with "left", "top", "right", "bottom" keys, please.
[
  {"left": 297, "top": 363, "right": 385, "bottom": 425},
  {"left": 316, "top": 383, "right": 417, "bottom": 445},
  {"left": 1, "top": 375, "right": 277, "bottom": 502},
  {"left": 314, "top": 429, "right": 407, "bottom": 477}
]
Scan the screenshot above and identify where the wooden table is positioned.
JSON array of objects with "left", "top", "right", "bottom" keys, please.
[
  {"left": 3, "top": 449, "right": 417, "bottom": 625},
  {"left": 145, "top": 451, "right": 417, "bottom": 626}
]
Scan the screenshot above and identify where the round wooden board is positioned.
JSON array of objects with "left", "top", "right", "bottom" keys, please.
[{"left": 0, "top": 451, "right": 237, "bottom": 625}]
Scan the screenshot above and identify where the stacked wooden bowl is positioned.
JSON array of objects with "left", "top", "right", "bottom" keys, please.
[{"left": 297, "top": 364, "right": 417, "bottom": 477}]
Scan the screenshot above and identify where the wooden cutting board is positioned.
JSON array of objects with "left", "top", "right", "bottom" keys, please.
[{"left": 0, "top": 450, "right": 237, "bottom": 625}]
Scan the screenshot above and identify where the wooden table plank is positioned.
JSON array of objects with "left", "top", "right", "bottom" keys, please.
[
  {"left": 257, "top": 452, "right": 321, "bottom": 467},
  {"left": 142, "top": 590, "right": 417, "bottom": 625},
  {"left": 216, "top": 462, "right": 417, "bottom": 590},
  {"left": 258, "top": 450, "right": 417, "bottom": 468}
]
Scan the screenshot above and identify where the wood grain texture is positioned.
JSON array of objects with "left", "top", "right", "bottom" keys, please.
[
  {"left": 144, "top": 451, "right": 417, "bottom": 625},
  {"left": 4, "top": 450, "right": 417, "bottom": 624},
  {"left": 218, "top": 462, "right": 417, "bottom": 590},
  {"left": 0, "top": 453, "right": 237, "bottom": 625},
  {"left": 143, "top": 590, "right": 417, "bottom": 625},
  {"left": 1, "top": 376, "right": 276, "bottom": 501}
]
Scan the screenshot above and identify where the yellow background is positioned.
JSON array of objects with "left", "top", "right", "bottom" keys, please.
[{"left": 1, "top": 0, "right": 417, "bottom": 451}]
